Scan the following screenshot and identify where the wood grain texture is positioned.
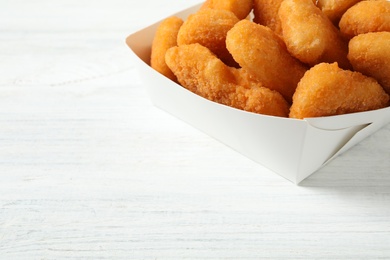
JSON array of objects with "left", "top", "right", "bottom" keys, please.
[{"left": 1, "top": 0, "right": 390, "bottom": 259}]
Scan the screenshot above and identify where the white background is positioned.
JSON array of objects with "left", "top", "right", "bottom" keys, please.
[{"left": 1, "top": 0, "right": 390, "bottom": 259}]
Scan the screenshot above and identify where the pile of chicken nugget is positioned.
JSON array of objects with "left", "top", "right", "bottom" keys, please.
[{"left": 150, "top": 0, "right": 390, "bottom": 119}]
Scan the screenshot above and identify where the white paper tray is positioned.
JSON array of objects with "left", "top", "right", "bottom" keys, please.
[{"left": 126, "top": 3, "right": 390, "bottom": 184}]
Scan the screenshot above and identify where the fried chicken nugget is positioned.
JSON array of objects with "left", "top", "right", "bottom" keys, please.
[
  {"left": 150, "top": 16, "right": 183, "bottom": 81},
  {"left": 200, "top": 0, "right": 253, "bottom": 20},
  {"left": 348, "top": 32, "right": 390, "bottom": 95},
  {"left": 313, "top": 0, "right": 362, "bottom": 24},
  {"left": 289, "top": 63, "right": 390, "bottom": 119},
  {"left": 339, "top": 0, "right": 390, "bottom": 39},
  {"left": 165, "top": 43, "right": 290, "bottom": 117},
  {"left": 226, "top": 20, "right": 307, "bottom": 103},
  {"left": 279, "top": 0, "right": 352, "bottom": 70},
  {"left": 177, "top": 8, "right": 239, "bottom": 67},
  {"left": 253, "top": 0, "right": 284, "bottom": 38}
]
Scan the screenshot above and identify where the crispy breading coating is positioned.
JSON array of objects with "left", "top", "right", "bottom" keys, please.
[
  {"left": 339, "top": 0, "right": 390, "bottom": 39},
  {"left": 200, "top": 0, "right": 253, "bottom": 20},
  {"left": 348, "top": 32, "right": 390, "bottom": 95},
  {"left": 289, "top": 63, "right": 390, "bottom": 119},
  {"left": 314, "top": 0, "right": 362, "bottom": 24},
  {"left": 165, "top": 44, "right": 290, "bottom": 117},
  {"left": 177, "top": 8, "right": 239, "bottom": 67},
  {"left": 253, "top": 0, "right": 284, "bottom": 38},
  {"left": 279, "top": 0, "right": 352, "bottom": 70},
  {"left": 226, "top": 19, "right": 307, "bottom": 103},
  {"left": 150, "top": 16, "right": 183, "bottom": 81}
]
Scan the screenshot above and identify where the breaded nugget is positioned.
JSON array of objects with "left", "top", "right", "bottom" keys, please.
[
  {"left": 253, "top": 0, "right": 284, "bottom": 38},
  {"left": 165, "top": 44, "right": 290, "bottom": 117},
  {"left": 314, "top": 0, "right": 362, "bottom": 24},
  {"left": 150, "top": 16, "right": 183, "bottom": 81},
  {"left": 200, "top": 0, "right": 253, "bottom": 20},
  {"left": 290, "top": 63, "right": 390, "bottom": 119},
  {"left": 177, "top": 8, "right": 239, "bottom": 67},
  {"left": 339, "top": 0, "right": 390, "bottom": 39},
  {"left": 279, "top": 0, "right": 351, "bottom": 70},
  {"left": 348, "top": 32, "right": 390, "bottom": 95},
  {"left": 226, "top": 20, "right": 307, "bottom": 103}
]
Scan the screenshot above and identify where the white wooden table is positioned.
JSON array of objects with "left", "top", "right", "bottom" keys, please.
[{"left": 1, "top": 0, "right": 390, "bottom": 259}]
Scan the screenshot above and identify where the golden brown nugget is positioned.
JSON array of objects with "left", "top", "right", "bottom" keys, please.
[
  {"left": 339, "top": 0, "right": 390, "bottom": 39},
  {"left": 290, "top": 63, "right": 390, "bottom": 119},
  {"left": 314, "top": 0, "right": 362, "bottom": 24},
  {"left": 226, "top": 20, "right": 307, "bottom": 103},
  {"left": 165, "top": 44, "right": 290, "bottom": 117},
  {"left": 177, "top": 8, "right": 239, "bottom": 67},
  {"left": 200, "top": 0, "right": 253, "bottom": 20},
  {"left": 150, "top": 16, "right": 183, "bottom": 81},
  {"left": 279, "top": 0, "right": 351, "bottom": 70},
  {"left": 348, "top": 32, "right": 390, "bottom": 95},
  {"left": 253, "top": 0, "right": 284, "bottom": 38}
]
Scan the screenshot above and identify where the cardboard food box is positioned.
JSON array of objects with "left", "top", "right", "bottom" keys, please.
[{"left": 126, "top": 3, "right": 390, "bottom": 184}]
